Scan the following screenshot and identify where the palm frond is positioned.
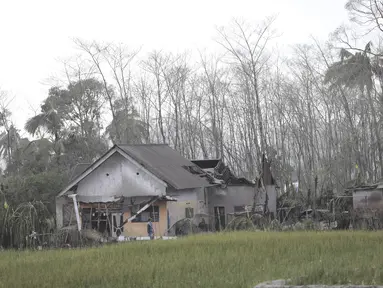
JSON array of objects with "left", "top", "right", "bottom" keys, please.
[
  {"left": 24, "top": 114, "right": 45, "bottom": 136},
  {"left": 340, "top": 48, "right": 353, "bottom": 62}
]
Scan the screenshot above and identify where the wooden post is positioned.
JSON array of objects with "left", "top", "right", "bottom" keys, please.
[
  {"left": 105, "top": 204, "right": 112, "bottom": 237},
  {"left": 97, "top": 203, "right": 100, "bottom": 231},
  {"left": 89, "top": 206, "right": 92, "bottom": 230}
]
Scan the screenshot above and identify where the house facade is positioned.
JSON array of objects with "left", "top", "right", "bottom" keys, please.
[{"left": 56, "top": 144, "right": 277, "bottom": 239}]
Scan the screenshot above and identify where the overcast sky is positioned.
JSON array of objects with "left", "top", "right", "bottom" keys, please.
[{"left": 0, "top": 0, "right": 349, "bottom": 137}]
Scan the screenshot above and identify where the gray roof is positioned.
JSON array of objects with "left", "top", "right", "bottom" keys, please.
[{"left": 118, "top": 144, "right": 213, "bottom": 190}]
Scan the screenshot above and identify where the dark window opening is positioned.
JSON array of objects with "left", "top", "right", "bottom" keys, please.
[
  {"left": 185, "top": 207, "right": 194, "bottom": 219},
  {"left": 131, "top": 205, "right": 159, "bottom": 222}
]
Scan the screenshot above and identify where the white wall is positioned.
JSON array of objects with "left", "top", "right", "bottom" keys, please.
[
  {"left": 166, "top": 188, "right": 201, "bottom": 228},
  {"left": 76, "top": 152, "right": 166, "bottom": 199}
]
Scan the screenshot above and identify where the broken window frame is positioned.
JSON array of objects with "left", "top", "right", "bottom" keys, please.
[
  {"left": 111, "top": 213, "right": 124, "bottom": 236},
  {"left": 81, "top": 208, "right": 109, "bottom": 233},
  {"left": 131, "top": 205, "right": 159, "bottom": 222}
]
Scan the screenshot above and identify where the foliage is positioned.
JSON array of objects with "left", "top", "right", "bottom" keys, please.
[
  {"left": 324, "top": 44, "right": 373, "bottom": 91},
  {"left": 225, "top": 215, "right": 255, "bottom": 231},
  {"left": 0, "top": 201, "right": 53, "bottom": 249},
  {"left": 0, "top": 170, "right": 68, "bottom": 248},
  {"left": 25, "top": 87, "right": 65, "bottom": 140},
  {"left": 1, "top": 170, "right": 68, "bottom": 214},
  {"left": 59, "top": 133, "right": 108, "bottom": 168}
]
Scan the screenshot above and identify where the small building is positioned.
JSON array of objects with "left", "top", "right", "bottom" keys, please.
[
  {"left": 347, "top": 182, "right": 383, "bottom": 210},
  {"left": 56, "top": 144, "right": 277, "bottom": 239}
]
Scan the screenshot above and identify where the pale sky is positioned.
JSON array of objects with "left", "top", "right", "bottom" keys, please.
[{"left": 0, "top": 0, "right": 348, "bottom": 137}]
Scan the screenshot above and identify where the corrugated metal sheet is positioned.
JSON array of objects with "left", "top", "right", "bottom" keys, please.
[{"left": 119, "top": 144, "right": 213, "bottom": 190}]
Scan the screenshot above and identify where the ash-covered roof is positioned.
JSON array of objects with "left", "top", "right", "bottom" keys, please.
[{"left": 118, "top": 144, "right": 214, "bottom": 190}]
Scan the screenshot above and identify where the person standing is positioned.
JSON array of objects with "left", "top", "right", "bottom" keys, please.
[{"left": 147, "top": 218, "right": 155, "bottom": 240}]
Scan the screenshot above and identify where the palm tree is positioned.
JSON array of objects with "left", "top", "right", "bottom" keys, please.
[
  {"left": 105, "top": 104, "right": 149, "bottom": 145},
  {"left": 25, "top": 89, "right": 64, "bottom": 140},
  {"left": 324, "top": 42, "right": 383, "bottom": 180},
  {"left": 324, "top": 43, "right": 373, "bottom": 90},
  {"left": 24, "top": 87, "right": 65, "bottom": 158}
]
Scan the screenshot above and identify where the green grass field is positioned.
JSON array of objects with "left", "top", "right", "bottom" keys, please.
[{"left": 0, "top": 231, "right": 382, "bottom": 288}]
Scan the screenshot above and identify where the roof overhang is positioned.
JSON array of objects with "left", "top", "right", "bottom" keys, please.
[
  {"left": 75, "top": 195, "right": 123, "bottom": 203},
  {"left": 346, "top": 185, "right": 378, "bottom": 192}
]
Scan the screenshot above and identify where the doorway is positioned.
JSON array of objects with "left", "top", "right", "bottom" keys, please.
[{"left": 214, "top": 206, "right": 226, "bottom": 231}]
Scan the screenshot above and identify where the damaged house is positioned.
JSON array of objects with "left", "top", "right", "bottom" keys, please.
[
  {"left": 56, "top": 144, "right": 277, "bottom": 239},
  {"left": 189, "top": 158, "right": 277, "bottom": 231}
]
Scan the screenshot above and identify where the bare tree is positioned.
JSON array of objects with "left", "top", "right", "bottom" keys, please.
[
  {"left": 346, "top": 0, "right": 383, "bottom": 33},
  {"left": 215, "top": 17, "right": 277, "bottom": 174}
]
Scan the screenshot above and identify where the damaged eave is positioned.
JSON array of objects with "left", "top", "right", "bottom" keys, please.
[
  {"left": 121, "top": 195, "right": 178, "bottom": 227},
  {"left": 66, "top": 194, "right": 176, "bottom": 204},
  {"left": 75, "top": 195, "right": 124, "bottom": 203},
  {"left": 161, "top": 195, "right": 178, "bottom": 202}
]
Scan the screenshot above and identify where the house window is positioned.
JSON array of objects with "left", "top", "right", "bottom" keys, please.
[
  {"left": 185, "top": 207, "right": 194, "bottom": 218},
  {"left": 234, "top": 205, "right": 246, "bottom": 213},
  {"left": 131, "top": 205, "right": 159, "bottom": 222}
]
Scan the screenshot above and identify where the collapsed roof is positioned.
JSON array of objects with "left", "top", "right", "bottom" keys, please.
[{"left": 191, "top": 159, "right": 254, "bottom": 186}]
